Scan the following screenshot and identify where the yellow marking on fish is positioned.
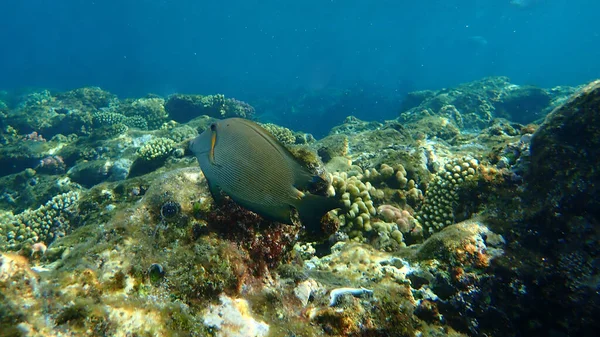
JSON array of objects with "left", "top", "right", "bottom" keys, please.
[
  {"left": 296, "top": 190, "right": 306, "bottom": 199},
  {"left": 209, "top": 128, "right": 217, "bottom": 165}
]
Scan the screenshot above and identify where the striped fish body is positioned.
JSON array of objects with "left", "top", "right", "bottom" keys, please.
[{"left": 190, "top": 118, "right": 339, "bottom": 226}]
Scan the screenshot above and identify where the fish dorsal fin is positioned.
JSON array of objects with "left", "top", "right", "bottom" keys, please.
[
  {"left": 235, "top": 118, "right": 290, "bottom": 158},
  {"left": 236, "top": 119, "right": 315, "bottom": 176},
  {"left": 235, "top": 118, "right": 317, "bottom": 190}
]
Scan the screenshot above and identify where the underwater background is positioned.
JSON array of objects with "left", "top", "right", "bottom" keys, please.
[
  {"left": 1, "top": 0, "right": 599, "bottom": 136},
  {"left": 1, "top": 1, "right": 600, "bottom": 337}
]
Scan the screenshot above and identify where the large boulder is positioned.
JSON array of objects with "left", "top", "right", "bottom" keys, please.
[
  {"left": 520, "top": 79, "right": 600, "bottom": 335},
  {"left": 527, "top": 79, "right": 600, "bottom": 219}
]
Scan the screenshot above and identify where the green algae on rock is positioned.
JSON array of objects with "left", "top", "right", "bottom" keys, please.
[{"left": 399, "top": 77, "right": 561, "bottom": 130}]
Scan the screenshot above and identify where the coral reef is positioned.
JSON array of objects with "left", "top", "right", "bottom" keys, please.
[
  {"left": 399, "top": 77, "right": 566, "bottom": 130},
  {"left": 158, "top": 124, "right": 198, "bottom": 143},
  {"left": 330, "top": 172, "right": 379, "bottom": 239},
  {"left": 377, "top": 204, "right": 422, "bottom": 244},
  {"left": 0, "top": 77, "right": 598, "bottom": 337}
]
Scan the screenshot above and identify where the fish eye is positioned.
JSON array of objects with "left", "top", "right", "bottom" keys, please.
[{"left": 210, "top": 123, "right": 216, "bottom": 131}]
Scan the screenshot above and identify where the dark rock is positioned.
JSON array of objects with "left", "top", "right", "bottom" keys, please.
[
  {"left": 67, "top": 160, "right": 111, "bottom": 188},
  {"left": 429, "top": 78, "right": 600, "bottom": 337},
  {"left": 0, "top": 141, "right": 50, "bottom": 177},
  {"left": 398, "top": 77, "right": 556, "bottom": 131},
  {"left": 498, "top": 79, "right": 600, "bottom": 336},
  {"left": 400, "top": 90, "right": 436, "bottom": 112},
  {"left": 528, "top": 80, "right": 600, "bottom": 219},
  {"left": 495, "top": 86, "right": 551, "bottom": 124}
]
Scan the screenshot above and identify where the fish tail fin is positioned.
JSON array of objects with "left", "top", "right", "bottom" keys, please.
[{"left": 296, "top": 194, "right": 343, "bottom": 235}]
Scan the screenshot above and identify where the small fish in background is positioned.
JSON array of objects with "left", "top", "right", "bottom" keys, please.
[
  {"left": 510, "top": 0, "right": 543, "bottom": 8},
  {"left": 467, "top": 35, "right": 489, "bottom": 48},
  {"left": 190, "top": 118, "right": 342, "bottom": 233}
]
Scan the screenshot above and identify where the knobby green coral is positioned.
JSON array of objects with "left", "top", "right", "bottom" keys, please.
[
  {"left": 137, "top": 137, "right": 176, "bottom": 161},
  {"left": 128, "top": 97, "right": 169, "bottom": 129},
  {"left": 416, "top": 157, "right": 479, "bottom": 234},
  {"left": 261, "top": 123, "right": 297, "bottom": 145},
  {"left": 0, "top": 191, "right": 80, "bottom": 250}
]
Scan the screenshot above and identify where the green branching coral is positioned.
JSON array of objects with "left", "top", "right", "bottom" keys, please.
[
  {"left": 261, "top": 123, "right": 297, "bottom": 145},
  {"left": 202, "top": 94, "right": 227, "bottom": 116},
  {"left": 161, "top": 125, "right": 198, "bottom": 143},
  {"left": 92, "top": 110, "right": 149, "bottom": 132},
  {"left": 260, "top": 123, "right": 314, "bottom": 145},
  {"left": 92, "top": 111, "right": 126, "bottom": 126},
  {"left": 94, "top": 123, "right": 129, "bottom": 139},
  {"left": 223, "top": 97, "right": 255, "bottom": 119},
  {"left": 0, "top": 191, "right": 80, "bottom": 250},
  {"left": 124, "top": 115, "right": 149, "bottom": 130},
  {"left": 127, "top": 97, "right": 169, "bottom": 129},
  {"left": 164, "top": 94, "right": 255, "bottom": 122},
  {"left": 137, "top": 137, "right": 176, "bottom": 162},
  {"left": 55, "top": 87, "right": 116, "bottom": 110},
  {"left": 91, "top": 111, "right": 129, "bottom": 138},
  {"left": 416, "top": 157, "right": 479, "bottom": 235}
]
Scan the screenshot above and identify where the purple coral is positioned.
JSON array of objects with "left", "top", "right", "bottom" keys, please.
[
  {"left": 377, "top": 204, "right": 421, "bottom": 235},
  {"left": 37, "top": 155, "right": 66, "bottom": 174}
]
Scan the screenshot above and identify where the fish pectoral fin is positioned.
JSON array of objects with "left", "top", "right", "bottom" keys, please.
[
  {"left": 206, "top": 179, "right": 225, "bottom": 205},
  {"left": 234, "top": 198, "right": 293, "bottom": 224},
  {"left": 295, "top": 193, "right": 344, "bottom": 235}
]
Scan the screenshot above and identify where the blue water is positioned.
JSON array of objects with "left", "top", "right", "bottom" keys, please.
[{"left": 1, "top": 0, "right": 598, "bottom": 134}]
